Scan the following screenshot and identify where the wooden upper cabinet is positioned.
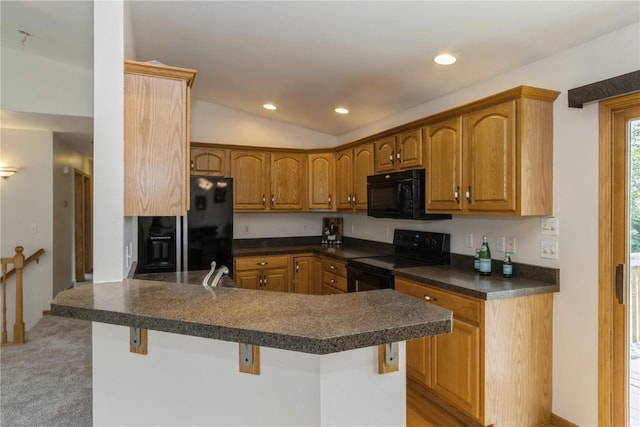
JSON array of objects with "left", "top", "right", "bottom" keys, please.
[
  {"left": 337, "top": 144, "right": 372, "bottom": 211},
  {"left": 270, "top": 152, "right": 305, "bottom": 210},
  {"left": 374, "top": 128, "right": 423, "bottom": 173},
  {"left": 463, "top": 101, "right": 516, "bottom": 213},
  {"left": 353, "top": 144, "right": 373, "bottom": 210},
  {"left": 231, "top": 150, "right": 269, "bottom": 210},
  {"left": 230, "top": 150, "right": 305, "bottom": 211},
  {"left": 426, "top": 88, "right": 558, "bottom": 216},
  {"left": 374, "top": 136, "right": 396, "bottom": 172},
  {"left": 190, "top": 144, "right": 229, "bottom": 177},
  {"left": 426, "top": 118, "right": 463, "bottom": 211},
  {"left": 335, "top": 148, "right": 354, "bottom": 210},
  {"left": 124, "top": 60, "right": 196, "bottom": 216},
  {"left": 308, "top": 153, "right": 335, "bottom": 210}
]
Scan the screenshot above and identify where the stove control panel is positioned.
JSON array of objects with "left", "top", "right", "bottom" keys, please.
[{"left": 393, "top": 229, "right": 450, "bottom": 254}]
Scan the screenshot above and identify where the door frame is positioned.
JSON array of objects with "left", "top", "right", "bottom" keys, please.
[
  {"left": 599, "top": 92, "right": 640, "bottom": 426},
  {"left": 74, "top": 169, "right": 92, "bottom": 282}
]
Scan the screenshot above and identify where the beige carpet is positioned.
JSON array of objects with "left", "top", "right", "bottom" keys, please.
[{"left": 0, "top": 315, "right": 92, "bottom": 426}]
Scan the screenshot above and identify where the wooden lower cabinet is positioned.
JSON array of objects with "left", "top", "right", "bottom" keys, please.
[
  {"left": 234, "top": 255, "right": 290, "bottom": 292},
  {"left": 292, "top": 255, "right": 316, "bottom": 294},
  {"left": 395, "top": 277, "right": 553, "bottom": 427},
  {"left": 320, "top": 258, "right": 347, "bottom": 294}
]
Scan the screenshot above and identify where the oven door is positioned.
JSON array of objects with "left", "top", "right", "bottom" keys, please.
[{"left": 347, "top": 265, "right": 393, "bottom": 292}]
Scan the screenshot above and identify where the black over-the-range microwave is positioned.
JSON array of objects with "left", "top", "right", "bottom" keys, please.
[{"left": 366, "top": 169, "right": 452, "bottom": 220}]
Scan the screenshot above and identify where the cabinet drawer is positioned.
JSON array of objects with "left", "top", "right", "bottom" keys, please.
[
  {"left": 235, "top": 255, "right": 289, "bottom": 271},
  {"left": 395, "top": 278, "right": 481, "bottom": 324},
  {"left": 322, "top": 283, "right": 346, "bottom": 295},
  {"left": 322, "top": 271, "right": 347, "bottom": 293},
  {"left": 321, "top": 259, "right": 347, "bottom": 277}
]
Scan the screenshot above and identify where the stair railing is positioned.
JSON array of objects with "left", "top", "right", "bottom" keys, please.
[{"left": 1, "top": 246, "right": 45, "bottom": 345}]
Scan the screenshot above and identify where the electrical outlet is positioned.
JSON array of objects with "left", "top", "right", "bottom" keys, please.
[
  {"left": 496, "top": 236, "right": 506, "bottom": 252},
  {"left": 541, "top": 217, "right": 559, "bottom": 236},
  {"left": 464, "top": 234, "right": 473, "bottom": 248},
  {"left": 540, "top": 240, "right": 558, "bottom": 259},
  {"left": 506, "top": 237, "right": 516, "bottom": 254}
]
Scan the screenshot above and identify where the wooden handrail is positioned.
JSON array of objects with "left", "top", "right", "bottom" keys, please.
[
  {"left": 1, "top": 248, "right": 45, "bottom": 282},
  {"left": 1, "top": 246, "right": 45, "bottom": 346}
]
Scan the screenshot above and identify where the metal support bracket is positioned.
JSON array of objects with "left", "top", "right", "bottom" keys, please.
[
  {"left": 378, "top": 342, "right": 399, "bottom": 374},
  {"left": 239, "top": 343, "right": 260, "bottom": 375},
  {"left": 129, "top": 327, "right": 148, "bottom": 355}
]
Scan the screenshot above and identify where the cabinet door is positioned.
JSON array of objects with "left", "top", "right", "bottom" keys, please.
[
  {"left": 335, "top": 149, "right": 354, "bottom": 210},
  {"left": 262, "top": 268, "right": 289, "bottom": 293},
  {"left": 353, "top": 143, "right": 373, "bottom": 210},
  {"left": 234, "top": 270, "right": 262, "bottom": 290},
  {"left": 430, "top": 318, "right": 481, "bottom": 420},
  {"left": 270, "top": 152, "right": 305, "bottom": 210},
  {"left": 426, "top": 119, "right": 463, "bottom": 211},
  {"left": 231, "top": 151, "right": 269, "bottom": 210},
  {"left": 308, "top": 153, "right": 335, "bottom": 210},
  {"left": 125, "top": 73, "right": 188, "bottom": 216},
  {"left": 322, "top": 283, "right": 346, "bottom": 295},
  {"left": 463, "top": 101, "right": 516, "bottom": 212},
  {"left": 374, "top": 136, "right": 396, "bottom": 173},
  {"left": 191, "top": 146, "right": 229, "bottom": 177},
  {"left": 397, "top": 128, "right": 423, "bottom": 170},
  {"left": 293, "top": 256, "right": 313, "bottom": 294}
]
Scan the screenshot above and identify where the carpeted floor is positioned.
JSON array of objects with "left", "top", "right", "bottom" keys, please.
[{"left": 0, "top": 315, "right": 92, "bottom": 427}]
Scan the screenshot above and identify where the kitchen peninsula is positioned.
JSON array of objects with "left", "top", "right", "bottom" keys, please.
[{"left": 52, "top": 279, "right": 452, "bottom": 426}]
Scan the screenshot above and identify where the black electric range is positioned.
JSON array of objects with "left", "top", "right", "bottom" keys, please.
[{"left": 346, "top": 229, "right": 450, "bottom": 292}]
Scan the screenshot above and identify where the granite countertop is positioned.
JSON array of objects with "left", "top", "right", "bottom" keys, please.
[
  {"left": 51, "top": 280, "right": 452, "bottom": 355},
  {"left": 233, "top": 244, "right": 392, "bottom": 260},
  {"left": 394, "top": 265, "right": 559, "bottom": 300}
]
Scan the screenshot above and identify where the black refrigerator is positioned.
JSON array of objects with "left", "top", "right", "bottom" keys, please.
[{"left": 137, "top": 176, "right": 233, "bottom": 274}]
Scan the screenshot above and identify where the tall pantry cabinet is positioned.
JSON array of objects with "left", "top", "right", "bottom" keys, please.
[{"left": 124, "top": 60, "right": 197, "bottom": 216}]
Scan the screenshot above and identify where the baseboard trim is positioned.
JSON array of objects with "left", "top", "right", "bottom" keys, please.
[{"left": 550, "top": 413, "right": 578, "bottom": 427}]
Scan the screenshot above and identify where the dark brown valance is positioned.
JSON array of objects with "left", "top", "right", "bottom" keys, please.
[{"left": 568, "top": 70, "right": 640, "bottom": 108}]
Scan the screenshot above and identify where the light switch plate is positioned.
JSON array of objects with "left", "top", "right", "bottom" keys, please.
[
  {"left": 496, "top": 237, "right": 506, "bottom": 252},
  {"left": 540, "top": 240, "right": 558, "bottom": 259},
  {"left": 541, "top": 217, "right": 559, "bottom": 236}
]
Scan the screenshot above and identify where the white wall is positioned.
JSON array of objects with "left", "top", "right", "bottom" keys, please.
[
  {"left": 0, "top": 128, "right": 54, "bottom": 339},
  {"left": 0, "top": 47, "right": 93, "bottom": 118},
  {"left": 191, "top": 98, "right": 337, "bottom": 149},
  {"left": 93, "top": 0, "right": 125, "bottom": 282}
]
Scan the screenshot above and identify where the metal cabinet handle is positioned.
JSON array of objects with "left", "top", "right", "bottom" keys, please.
[
  {"left": 262, "top": 194, "right": 266, "bottom": 205},
  {"left": 295, "top": 263, "right": 300, "bottom": 272},
  {"left": 328, "top": 195, "right": 332, "bottom": 206},
  {"left": 454, "top": 186, "right": 460, "bottom": 203},
  {"left": 347, "top": 194, "right": 351, "bottom": 203},
  {"left": 465, "top": 186, "right": 471, "bottom": 203},
  {"left": 257, "top": 262, "right": 268, "bottom": 266},
  {"left": 329, "top": 265, "right": 336, "bottom": 270},
  {"left": 190, "top": 160, "right": 195, "bottom": 170},
  {"left": 271, "top": 195, "right": 275, "bottom": 206},
  {"left": 330, "top": 278, "right": 336, "bottom": 284},
  {"left": 389, "top": 153, "right": 394, "bottom": 163},
  {"left": 259, "top": 276, "right": 263, "bottom": 287},
  {"left": 424, "top": 295, "right": 437, "bottom": 302},
  {"left": 263, "top": 276, "right": 267, "bottom": 287},
  {"left": 352, "top": 193, "right": 356, "bottom": 204},
  {"left": 396, "top": 151, "right": 401, "bottom": 160}
]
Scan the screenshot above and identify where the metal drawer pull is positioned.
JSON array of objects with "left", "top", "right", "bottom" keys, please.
[
  {"left": 329, "top": 265, "right": 336, "bottom": 270},
  {"left": 424, "top": 295, "right": 437, "bottom": 302},
  {"left": 257, "top": 262, "right": 268, "bottom": 266},
  {"left": 454, "top": 186, "right": 460, "bottom": 203},
  {"left": 330, "top": 278, "right": 336, "bottom": 284},
  {"left": 262, "top": 194, "right": 266, "bottom": 205},
  {"left": 466, "top": 186, "right": 471, "bottom": 203},
  {"left": 328, "top": 195, "right": 332, "bottom": 205}
]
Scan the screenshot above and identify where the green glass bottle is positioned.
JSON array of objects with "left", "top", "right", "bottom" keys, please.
[
  {"left": 503, "top": 253, "right": 513, "bottom": 278},
  {"left": 479, "top": 235, "right": 491, "bottom": 276}
]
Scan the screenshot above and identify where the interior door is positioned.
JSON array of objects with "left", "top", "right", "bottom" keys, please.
[{"left": 600, "top": 92, "right": 640, "bottom": 426}]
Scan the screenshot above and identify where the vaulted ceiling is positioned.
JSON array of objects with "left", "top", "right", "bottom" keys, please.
[{"left": 1, "top": 1, "right": 638, "bottom": 155}]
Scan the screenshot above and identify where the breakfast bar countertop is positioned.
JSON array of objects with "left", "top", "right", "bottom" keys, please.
[{"left": 51, "top": 279, "right": 452, "bottom": 355}]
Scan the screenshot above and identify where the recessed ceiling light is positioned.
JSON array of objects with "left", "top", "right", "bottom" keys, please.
[
  {"left": 263, "top": 103, "right": 277, "bottom": 110},
  {"left": 334, "top": 107, "right": 349, "bottom": 114},
  {"left": 434, "top": 53, "right": 457, "bottom": 65}
]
